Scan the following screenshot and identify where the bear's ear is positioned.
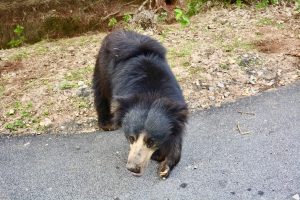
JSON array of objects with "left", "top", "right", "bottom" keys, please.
[{"left": 173, "top": 103, "right": 189, "bottom": 124}]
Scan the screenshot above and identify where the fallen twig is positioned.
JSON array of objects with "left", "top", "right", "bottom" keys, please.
[
  {"left": 101, "top": 0, "right": 137, "bottom": 21},
  {"left": 285, "top": 52, "right": 300, "bottom": 57},
  {"left": 236, "top": 121, "right": 251, "bottom": 135},
  {"left": 237, "top": 111, "right": 255, "bottom": 116},
  {"left": 136, "top": 0, "right": 150, "bottom": 13},
  {"left": 102, "top": 11, "right": 121, "bottom": 21}
]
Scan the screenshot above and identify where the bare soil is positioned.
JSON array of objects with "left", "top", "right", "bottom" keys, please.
[
  {"left": 0, "top": 0, "right": 142, "bottom": 48},
  {"left": 0, "top": 5, "right": 299, "bottom": 135}
]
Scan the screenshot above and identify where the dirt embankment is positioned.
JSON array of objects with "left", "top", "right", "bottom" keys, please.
[
  {"left": 0, "top": 4, "right": 299, "bottom": 135},
  {"left": 0, "top": 0, "right": 144, "bottom": 49}
]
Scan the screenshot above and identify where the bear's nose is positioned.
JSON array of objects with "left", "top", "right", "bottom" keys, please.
[{"left": 126, "top": 163, "right": 141, "bottom": 175}]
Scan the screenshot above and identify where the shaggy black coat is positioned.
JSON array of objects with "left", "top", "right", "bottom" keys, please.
[{"left": 93, "top": 30, "right": 188, "bottom": 177}]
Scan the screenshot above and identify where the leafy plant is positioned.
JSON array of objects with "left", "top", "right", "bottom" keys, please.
[
  {"left": 158, "top": 12, "right": 168, "bottom": 22},
  {"left": 255, "top": 0, "right": 278, "bottom": 9},
  {"left": 123, "top": 13, "right": 132, "bottom": 23},
  {"left": 296, "top": 0, "right": 300, "bottom": 12},
  {"left": 5, "top": 120, "right": 26, "bottom": 131},
  {"left": 236, "top": 0, "right": 243, "bottom": 8},
  {"left": 8, "top": 25, "right": 26, "bottom": 48},
  {"left": 108, "top": 17, "right": 117, "bottom": 27},
  {"left": 174, "top": 8, "right": 190, "bottom": 27},
  {"left": 187, "top": 0, "right": 203, "bottom": 17},
  {"left": 59, "top": 81, "right": 76, "bottom": 90}
]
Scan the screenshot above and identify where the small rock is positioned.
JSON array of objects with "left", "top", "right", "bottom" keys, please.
[
  {"left": 24, "top": 142, "right": 30, "bottom": 147},
  {"left": 8, "top": 109, "right": 15, "bottom": 115},
  {"left": 249, "top": 75, "right": 257, "bottom": 85},
  {"left": 78, "top": 81, "right": 85, "bottom": 86},
  {"left": 180, "top": 183, "right": 188, "bottom": 188},
  {"left": 257, "top": 191, "right": 264, "bottom": 196},
  {"left": 277, "top": 69, "right": 282, "bottom": 76},
  {"left": 207, "top": 25, "right": 215, "bottom": 29},
  {"left": 76, "top": 85, "right": 91, "bottom": 97},
  {"left": 209, "top": 96, "right": 215, "bottom": 101},
  {"left": 228, "top": 58, "right": 235, "bottom": 64},
  {"left": 224, "top": 92, "right": 230, "bottom": 97},
  {"left": 257, "top": 70, "right": 264, "bottom": 77},
  {"left": 293, "top": 194, "right": 300, "bottom": 200},
  {"left": 262, "top": 70, "right": 277, "bottom": 81},
  {"left": 40, "top": 118, "right": 52, "bottom": 127},
  {"left": 265, "top": 80, "right": 275, "bottom": 86},
  {"left": 217, "top": 82, "right": 225, "bottom": 88},
  {"left": 220, "top": 19, "right": 228, "bottom": 25},
  {"left": 208, "top": 86, "right": 215, "bottom": 91}
]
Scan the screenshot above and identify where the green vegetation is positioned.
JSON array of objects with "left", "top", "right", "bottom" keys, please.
[
  {"left": 169, "top": 45, "right": 192, "bottom": 58},
  {"left": 256, "top": 0, "right": 278, "bottom": 9},
  {"left": 257, "top": 17, "right": 284, "bottom": 29},
  {"left": 64, "top": 65, "right": 93, "bottom": 82},
  {"left": 4, "top": 101, "right": 36, "bottom": 132},
  {"left": 5, "top": 120, "right": 26, "bottom": 131},
  {"left": 174, "top": 8, "right": 190, "bottom": 27},
  {"left": 219, "top": 63, "right": 230, "bottom": 70},
  {"left": 222, "top": 39, "right": 254, "bottom": 52},
  {"left": 7, "top": 25, "right": 26, "bottom": 48},
  {"left": 123, "top": 13, "right": 132, "bottom": 23},
  {"left": 72, "top": 97, "right": 91, "bottom": 109},
  {"left": 157, "top": 12, "right": 168, "bottom": 22},
  {"left": 8, "top": 50, "right": 29, "bottom": 61},
  {"left": 43, "top": 110, "right": 50, "bottom": 116},
  {"left": 236, "top": 0, "right": 244, "bottom": 8},
  {"left": 0, "top": 84, "right": 4, "bottom": 97},
  {"left": 186, "top": 0, "right": 204, "bottom": 17},
  {"left": 59, "top": 80, "right": 77, "bottom": 90},
  {"left": 296, "top": 0, "right": 300, "bottom": 12},
  {"left": 108, "top": 17, "right": 117, "bottom": 27},
  {"left": 257, "top": 17, "right": 274, "bottom": 26}
]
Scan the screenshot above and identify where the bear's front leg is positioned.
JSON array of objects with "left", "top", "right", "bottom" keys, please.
[{"left": 158, "top": 136, "right": 182, "bottom": 179}]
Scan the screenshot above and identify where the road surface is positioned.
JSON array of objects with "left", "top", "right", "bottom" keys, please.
[{"left": 1, "top": 82, "right": 300, "bottom": 200}]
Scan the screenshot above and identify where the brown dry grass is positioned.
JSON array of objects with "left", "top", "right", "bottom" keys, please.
[{"left": 0, "top": 5, "right": 299, "bottom": 135}]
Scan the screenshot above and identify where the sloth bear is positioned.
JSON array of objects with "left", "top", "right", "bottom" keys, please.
[{"left": 93, "top": 30, "right": 188, "bottom": 178}]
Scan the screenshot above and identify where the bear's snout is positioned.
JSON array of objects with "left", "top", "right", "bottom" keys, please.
[{"left": 126, "top": 162, "right": 141, "bottom": 176}]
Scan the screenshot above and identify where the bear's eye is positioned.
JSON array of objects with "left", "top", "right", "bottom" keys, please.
[
  {"left": 128, "top": 136, "right": 135, "bottom": 144},
  {"left": 146, "top": 139, "right": 154, "bottom": 148}
]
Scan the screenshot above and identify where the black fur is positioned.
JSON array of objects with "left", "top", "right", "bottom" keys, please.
[{"left": 93, "top": 30, "right": 188, "bottom": 177}]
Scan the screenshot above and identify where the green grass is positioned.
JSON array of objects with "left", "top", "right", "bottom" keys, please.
[
  {"left": 187, "top": 66, "right": 203, "bottom": 75},
  {"left": 65, "top": 65, "right": 93, "bottom": 81},
  {"left": 0, "top": 84, "right": 4, "bottom": 97},
  {"left": 219, "top": 63, "right": 230, "bottom": 70},
  {"left": 169, "top": 45, "right": 193, "bottom": 59},
  {"left": 257, "top": 17, "right": 285, "bottom": 29},
  {"left": 4, "top": 101, "right": 37, "bottom": 131},
  {"left": 8, "top": 50, "right": 29, "bottom": 61},
  {"left": 257, "top": 17, "right": 274, "bottom": 26},
  {"left": 43, "top": 110, "right": 49, "bottom": 116},
  {"left": 59, "top": 81, "right": 77, "bottom": 90},
  {"left": 5, "top": 119, "right": 26, "bottom": 131},
  {"left": 222, "top": 38, "right": 254, "bottom": 53},
  {"left": 72, "top": 97, "right": 91, "bottom": 109}
]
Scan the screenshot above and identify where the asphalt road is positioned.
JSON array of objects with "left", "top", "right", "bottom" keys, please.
[{"left": 1, "top": 82, "right": 300, "bottom": 200}]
